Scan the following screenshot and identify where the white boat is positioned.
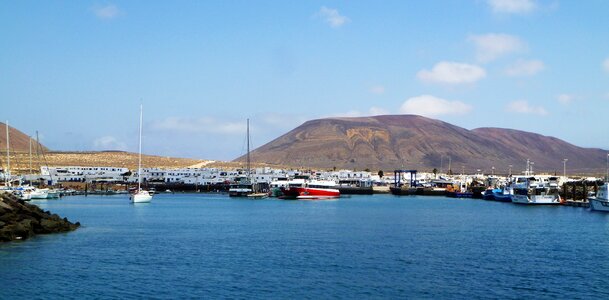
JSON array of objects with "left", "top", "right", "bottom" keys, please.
[
  {"left": 47, "top": 189, "right": 61, "bottom": 199},
  {"left": 511, "top": 176, "right": 561, "bottom": 205},
  {"left": 11, "top": 187, "right": 32, "bottom": 201},
  {"left": 30, "top": 188, "right": 49, "bottom": 199},
  {"left": 589, "top": 184, "right": 609, "bottom": 212},
  {"left": 130, "top": 104, "right": 153, "bottom": 204}
]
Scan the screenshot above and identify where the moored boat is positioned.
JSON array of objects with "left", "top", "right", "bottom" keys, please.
[
  {"left": 30, "top": 188, "right": 49, "bottom": 199},
  {"left": 588, "top": 184, "right": 609, "bottom": 212},
  {"left": 280, "top": 179, "right": 340, "bottom": 200},
  {"left": 492, "top": 187, "right": 513, "bottom": 202},
  {"left": 511, "top": 176, "right": 561, "bottom": 205},
  {"left": 130, "top": 104, "right": 153, "bottom": 204},
  {"left": 132, "top": 190, "right": 153, "bottom": 203}
]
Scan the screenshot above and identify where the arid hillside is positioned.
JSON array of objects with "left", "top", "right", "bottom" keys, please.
[
  {"left": 0, "top": 122, "right": 48, "bottom": 153},
  {"left": 238, "top": 115, "right": 608, "bottom": 174}
]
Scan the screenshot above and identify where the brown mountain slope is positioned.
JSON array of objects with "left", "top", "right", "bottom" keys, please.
[
  {"left": 240, "top": 115, "right": 608, "bottom": 174},
  {"left": 0, "top": 122, "right": 48, "bottom": 153}
]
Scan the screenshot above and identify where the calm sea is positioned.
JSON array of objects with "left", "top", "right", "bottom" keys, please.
[{"left": 1, "top": 193, "right": 609, "bottom": 299}]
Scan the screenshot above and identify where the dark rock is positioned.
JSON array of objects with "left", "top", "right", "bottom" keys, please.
[{"left": 0, "top": 192, "right": 80, "bottom": 242}]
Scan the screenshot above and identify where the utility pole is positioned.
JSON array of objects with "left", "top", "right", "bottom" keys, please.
[
  {"left": 563, "top": 159, "right": 568, "bottom": 182},
  {"left": 448, "top": 156, "right": 452, "bottom": 175}
]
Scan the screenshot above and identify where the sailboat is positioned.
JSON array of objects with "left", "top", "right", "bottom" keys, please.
[
  {"left": 130, "top": 105, "right": 153, "bottom": 203},
  {"left": 228, "top": 119, "right": 267, "bottom": 198}
]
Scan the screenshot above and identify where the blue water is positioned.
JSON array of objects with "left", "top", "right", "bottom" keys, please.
[{"left": 2, "top": 194, "right": 609, "bottom": 299}]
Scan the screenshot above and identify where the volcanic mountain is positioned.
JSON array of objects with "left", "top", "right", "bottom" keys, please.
[
  {"left": 0, "top": 122, "right": 48, "bottom": 153},
  {"left": 241, "top": 115, "right": 608, "bottom": 175}
]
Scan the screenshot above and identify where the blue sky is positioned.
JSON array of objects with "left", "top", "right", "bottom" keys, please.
[{"left": 1, "top": 0, "right": 608, "bottom": 160}]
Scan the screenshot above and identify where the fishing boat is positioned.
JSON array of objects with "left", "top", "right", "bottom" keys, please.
[
  {"left": 492, "top": 186, "right": 513, "bottom": 202},
  {"left": 511, "top": 176, "right": 561, "bottom": 205},
  {"left": 589, "top": 184, "right": 609, "bottom": 212},
  {"left": 130, "top": 105, "right": 153, "bottom": 203},
  {"left": 280, "top": 179, "right": 340, "bottom": 200}
]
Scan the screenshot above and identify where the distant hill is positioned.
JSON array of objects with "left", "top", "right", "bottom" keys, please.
[
  {"left": 0, "top": 122, "right": 48, "bottom": 153},
  {"left": 5, "top": 151, "right": 205, "bottom": 174},
  {"left": 0, "top": 122, "right": 209, "bottom": 173},
  {"left": 239, "top": 115, "right": 608, "bottom": 175}
]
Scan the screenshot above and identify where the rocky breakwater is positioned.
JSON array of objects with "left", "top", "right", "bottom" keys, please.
[{"left": 0, "top": 192, "right": 80, "bottom": 242}]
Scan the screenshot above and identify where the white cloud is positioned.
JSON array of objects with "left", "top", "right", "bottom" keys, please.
[
  {"left": 369, "top": 107, "right": 389, "bottom": 116},
  {"left": 505, "top": 59, "right": 545, "bottom": 76},
  {"left": 506, "top": 100, "right": 548, "bottom": 115},
  {"left": 399, "top": 95, "right": 472, "bottom": 117},
  {"left": 469, "top": 33, "right": 526, "bottom": 63},
  {"left": 316, "top": 6, "right": 350, "bottom": 28},
  {"left": 327, "top": 107, "right": 390, "bottom": 118},
  {"left": 557, "top": 94, "right": 574, "bottom": 105},
  {"left": 91, "top": 4, "right": 121, "bottom": 19},
  {"left": 487, "top": 0, "right": 537, "bottom": 14},
  {"left": 603, "top": 58, "right": 609, "bottom": 73},
  {"left": 93, "top": 136, "right": 127, "bottom": 150},
  {"left": 417, "top": 61, "right": 486, "bottom": 84},
  {"left": 369, "top": 85, "right": 385, "bottom": 95},
  {"left": 151, "top": 117, "right": 246, "bottom": 135},
  {"left": 258, "top": 113, "right": 309, "bottom": 129}
]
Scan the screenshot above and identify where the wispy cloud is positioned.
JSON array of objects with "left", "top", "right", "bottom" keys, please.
[
  {"left": 316, "top": 6, "right": 350, "bottom": 28},
  {"left": 506, "top": 100, "right": 547, "bottom": 115},
  {"left": 257, "top": 113, "right": 309, "bottom": 130},
  {"left": 505, "top": 59, "right": 544, "bottom": 76},
  {"left": 487, "top": 0, "right": 537, "bottom": 14},
  {"left": 93, "top": 136, "right": 127, "bottom": 150},
  {"left": 603, "top": 57, "right": 609, "bottom": 73},
  {"left": 151, "top": 117, "right": 246, "bottom": 135},
  {"left": 369, "top": 85, "right": 385, "bottom": 95},
  {"left": 469, "top": 33, "right": 526, "bottom": 63},
  {"left": 369, "top": 107, "right": 389, "bottom": 116},
  {"left": 557, "top": 94, "right": 575, "bottom": 105},
  {"left": 399, "top": 95, "right": 472, "bottom": 117},
  {"left": 327, "top": 107, "right": 390, "bottom": 118},
  {"left": 417, "top": 61, "right": 486, "bottom": 84},
  {"left": 91, "top": 4, "right": 121, "bottom": 20}
]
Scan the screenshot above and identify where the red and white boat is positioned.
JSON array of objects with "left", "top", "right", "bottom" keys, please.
[{"left": 280, "top": 179, "right": 340, "bottom": 200}]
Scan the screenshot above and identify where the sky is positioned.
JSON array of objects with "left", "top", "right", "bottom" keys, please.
[{"left": 1, "top": 0, "right": 609, "bottom": 161}]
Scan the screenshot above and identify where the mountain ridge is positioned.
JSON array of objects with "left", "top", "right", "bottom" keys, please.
[
  {"left": 0, "top": 122, "right": 49, "bottom": 154},
  {"left": 240, "top": 115, "right": 607, "bottom": 174}
]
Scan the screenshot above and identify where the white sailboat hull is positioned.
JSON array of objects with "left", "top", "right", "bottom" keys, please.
[
  {"left": 30, "top": 188, "right": 49, "bottom": 199},
  {"left": 131, "top": 191, "right": 152, "bottom": 203}
]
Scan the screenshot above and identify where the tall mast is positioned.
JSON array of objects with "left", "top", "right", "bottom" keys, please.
[
  {"left": 36, "top": 131, "right": 40, "bottom": 175},
  {"left": 5, "top": 121, "right": 9, "bottom": 186},
  {"left": 138, "top": 104, "right": 143, "bottom": 191},
  {"left": 246, "top": 118, "right": 250, "bottom": 182},
  {"left": 29, "top": 135, "right": 32, "bottom": 185}
]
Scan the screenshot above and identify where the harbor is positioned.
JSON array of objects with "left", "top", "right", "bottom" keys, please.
[
  {"left": 3, "top": 192, "right": 609, "bottom": 299},
  {"left": 3, "top": 1, "right": 609, "bottom": 298},
  {"left": 2, "top": 162, "right": 607, "bottom": 206}
]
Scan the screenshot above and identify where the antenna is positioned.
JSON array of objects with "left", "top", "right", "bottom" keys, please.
[{"left": 246, "top": 118, "right": 250, "bottom": 182}]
